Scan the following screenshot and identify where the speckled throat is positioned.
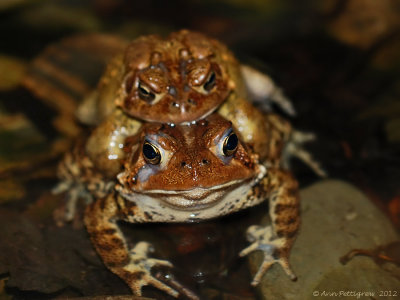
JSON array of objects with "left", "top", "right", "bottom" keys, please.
[{"left": 116, "top": 164, "right": 266, "bottom": 222}]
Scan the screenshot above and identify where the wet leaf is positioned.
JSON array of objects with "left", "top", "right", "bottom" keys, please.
[
  {"left": 0, "top": 0, "right": 38, "bottom": 11},
  {"left": 22, "top": 33, "right": 126, "bottom": 137},
  {"left": 24, "top": 192, "right": 61, "bottom": 224},
  {"left": 0, "top": 277, "right": 12, "bottom": 300},
  {"left": 385, "top": 117, "right": 400, "bottom": 143},
  {"left": 18, "top": 3, "right": 101, "bottom": 32},
  {"left": 0, "top": 55, "right": 27, "bottom": 91},
  {"left": 388, "top": 196, "right": 400, "bottom": 229},
  {"left": 0, "top": 113, "right": 47, "bottom": 162},
  {"left": 372, "top": 37, "right": 400, "bottom": 70},
  {"left": 357, "top": 97, "right": 400, "bottom": 120},
  {"left": 0, "top": 113, "right": 61, "bottom": 179},
  {"left": 70, "top": 296, "right": 153, "bottom": 300},
  {"left": 327, "top": 0, "right": 400, "bottom": 49},
  {"left": 0, "top": 179, "right": 26, "bottom": 203}
]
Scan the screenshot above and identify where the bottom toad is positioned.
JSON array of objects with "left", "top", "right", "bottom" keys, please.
[{"left": 64, "top": 114, "right": 300, "bottom": 297}]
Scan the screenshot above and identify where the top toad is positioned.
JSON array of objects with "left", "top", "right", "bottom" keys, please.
[{"left": 87, "top": 30, "right": 236, "bottom": 124}]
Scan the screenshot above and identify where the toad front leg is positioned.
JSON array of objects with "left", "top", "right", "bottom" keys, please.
[
  {"left": 84, "top": 192, "right": 179, "bottom": 297},
  {"left": 240, "top": 64, "right": 296, "bottom": 116},
  {"left": 240, "top": 168, "right": 300, "bottom": 286}
]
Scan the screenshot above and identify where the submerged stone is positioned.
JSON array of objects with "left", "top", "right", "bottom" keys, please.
[{"left": 249, "top": 180, "right": 400, "bottom": 299}]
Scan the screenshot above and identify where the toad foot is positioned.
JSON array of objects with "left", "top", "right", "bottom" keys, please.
[
  {"left": 284, "top": 130, "right": 327, "bottom": 177},
  {"left": 122, "top": 241, "right": 179, "bottom": 297},
  {"left": 239, "top": 225, "right": 297, "bottom": 286}
]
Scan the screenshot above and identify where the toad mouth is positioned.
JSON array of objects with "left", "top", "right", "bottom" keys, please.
[{"left": 138, "top": 178, "right": 253, "bottom": 210}]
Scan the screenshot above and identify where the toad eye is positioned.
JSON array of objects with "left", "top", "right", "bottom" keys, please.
[
  {"left": 203, "top": 71, "right": 216, "bottom": 92},
  {"left": 138, "top": 82, "right": 156, "bottom": 102},
  {"left": 143, "top": 141, "right": 161, "bottom": 164},
  {"left": 223, "top": 132, "right": 238, "bottom": 156}
]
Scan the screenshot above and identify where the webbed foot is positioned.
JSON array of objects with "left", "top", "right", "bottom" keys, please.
[
  {"left": 239, "top": 225, "right": 296, "bottom": 286},
  {"left": 240, "top": 64, "right": 297, "bottom": 116},
  {"left": 121, "top": 241, "right": 179, "bottom": 297},
  {"left": 52, "top": 181, "right": 92, "bottom": 225},
  {"left": 85, "top": 193, "right": 192, "bottom": 298},
  {"left": 284, "top": 130, "right": 327, "bottom": 177}
]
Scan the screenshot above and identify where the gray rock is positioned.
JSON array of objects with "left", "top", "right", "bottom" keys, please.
[{"left": 248, "top": 180, "right": 400, "bottom": 300}]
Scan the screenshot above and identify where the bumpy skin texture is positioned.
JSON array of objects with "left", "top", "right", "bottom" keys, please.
[
  {"left": 119, "top": 114, "right": 258, "bottom": 194},
  {"left": 84, "top": 109, "right": 141, "bottom": 178},
  {"left": 78, "top": 30, "right": 238, "bottom": 125},
  {"left": 78, "top": 114, "right": 300, "bottom": 297},
  {"left": 77, "top": 30, "right": 286, "bottom": 178},
  {"left": 119, "top": 30, "right": 235, "bottom": 124},
  {"left": 54, "top": 30, "right": 308, "bottom": 297}
]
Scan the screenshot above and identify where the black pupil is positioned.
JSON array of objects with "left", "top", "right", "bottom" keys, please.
[
  {"left": 139, "top": 86, "right": 149, "bottom": 95},
  {"left": 143, "top": 143, "right": 158, "bottom": 160},
  {"left": 138, "top": 84, "right": 155, "bottom": 102},
  {"left": 203, "top": 72, "right": 216, "bottom": 91},
  {"left": 226, "top": 133, "right": 238, "bottom": 151}
]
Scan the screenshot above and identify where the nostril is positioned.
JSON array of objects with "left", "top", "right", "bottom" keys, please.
[
  {"left": 181, "top": 161, "right": 186, "bottom": 167},
  {"left": 188, "top": 98, "right": 196, "bottom": 105},
  {"left": 202, "top": 159, "right": 209, "bottom": 165},
  {"left": 168, "top": 86, "right": 177, "bottom": 97}
]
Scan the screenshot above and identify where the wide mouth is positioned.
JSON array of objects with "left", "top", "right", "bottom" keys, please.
[{"left": 132, "top": 178, "right": 251, "bottom": 210}]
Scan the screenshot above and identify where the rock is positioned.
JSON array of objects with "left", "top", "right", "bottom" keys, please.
[
  {"left": 248, "top": 180, "right": 400, "bottom": 299},
  {"left": 0, "top": 209, "right": 129, "bottom": 296}
]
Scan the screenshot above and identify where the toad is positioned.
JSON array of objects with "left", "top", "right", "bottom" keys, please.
[
  {"left": 77, "top": 114, "right": 300, "bottom": 297},
  {"left": 76, "top": 30, "right": 303, "bottom": 180}
]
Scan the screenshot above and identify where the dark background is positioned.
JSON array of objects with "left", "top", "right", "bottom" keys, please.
[{"left": 0, "top": 0, "right": 399, "bottom": 299}]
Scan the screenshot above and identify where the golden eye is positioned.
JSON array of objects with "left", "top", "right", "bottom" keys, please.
[
  {"left": 138, "top": 82, "right": 156, "bottom": 102},
  {"left": 203, "top": 71, "right": 216, "bottom": 92},
  {"left": 223, "top": 131, "right": 238, "bottom": 156},
  {"left": 142, "top": 141, "right": 161, "bottom": 164}
]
